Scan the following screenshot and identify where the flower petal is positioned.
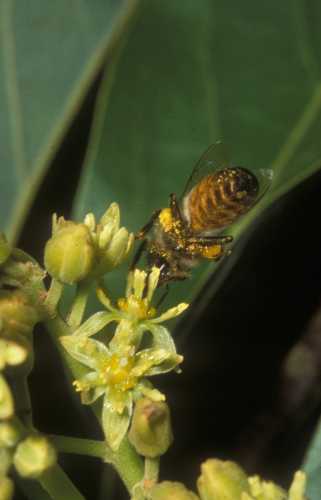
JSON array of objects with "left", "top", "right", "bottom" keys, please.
[
  {"left": 72, "top": 311, "right": 117, "bottom": 337},
  {"left": 96, "top": 287, "right": 118, "bottom": 313},
  {"left": 74, "top": 372, "right": 105, "bottom": 404},
  {"left": 83, "top": 213, "right": 96, "bottom": 232},
  {"left": 136, "top": 380, "right": 165, "bottom": 402},
  {"left": 102, "top": 392, "right": 133, "bottom": 451},
  {"left": 152, "top": 303, "right": 189, "bottom": 323},
  {"left": 146, "top": 267, "right": 161, "bottom": 303},
  {"left": 142, "top": 324, "right": 176, "bottom": 353},
  {"left": 132, "top": 348, "right": 171, "bottom": 377},
  {"left": 106, "top": 227, "right": 131, "bottom": 267},
  {"left": 132, "top": 269, "right": 147, "bottom": 300},
  {"left": 99, "top": 202, "right": 120, "bottom": 232},
  {"left": 145, "top": 353, "right": 184, "bottom": 376},
  {"left": 61, "top": 336, "right": 109, "bottom": 369}
]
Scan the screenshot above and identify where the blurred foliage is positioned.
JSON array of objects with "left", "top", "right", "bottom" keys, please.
[{"left": 0, "top": 0, "right": 137, "bottom": 240}]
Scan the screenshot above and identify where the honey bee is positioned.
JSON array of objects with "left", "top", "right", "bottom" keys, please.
[{"left": 133, "top": 142, "right": 272, "bottom": 286}]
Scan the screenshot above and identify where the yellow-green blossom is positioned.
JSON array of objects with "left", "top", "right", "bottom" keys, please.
[
  {"left": 98, "top": 266, "right": 188, "bottom": 325},
  {"left": 246, "top": 471, "right": 307, "bottom": 500},
  {"left": 61, "top": 335, "right": 182, "bottom": 451},
  {"left": 45, "top": 203, "right": 134, "bottom": 284},
  {"left": 61, "top": 266, "right": 187, "bottom": 450}
]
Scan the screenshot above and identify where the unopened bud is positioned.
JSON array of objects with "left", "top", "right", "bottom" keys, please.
[
  {"left": 197, "top": 459, "right": 250, "bottom": 500},
  {"left": 0, "top": 337, "right": 29, "bottom": 369},
  {"left": 248, "top": 475, "right": 287, "bottom": 500},
  {"left": 13, "top": 435, "right": 57, "bottom": 478},
  {"left": 0, "top": 476, "right": 14, "bottom": 500},
  {"left": 0, "top": 234, "right": 11, "bottom": 266},
  {"left": 150, "top": 481, "right": 199, "bottom": 499},
  {"left": 0, "top": 290, "right": 40, "bottom": 337},
  {"left": 44, "top": 222, "right": 95, "bottom": 284},
  {"left": 0, "top": 420, "right": 21, "bottom": 447},
  {"left": 288, "top": 471, "right": 306, "bottom": 500},
  {"left": 129, "top": 398, "right": 173, "bottom": 458},
  {"left": 0, "top": 375, "right": 14, "bottom": 419}
]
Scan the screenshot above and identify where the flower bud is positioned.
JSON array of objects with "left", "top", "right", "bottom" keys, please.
[
  {"left": 94, "top": 203, "right": 134, "bottom": 275},
  {"left": 288, "top": 471, "right": 306, "bottom": 500},
  {"left": 0, "top": 420, "right": 21, "bottom": 447},
  {"left": 150, "top": 481, "right": 199, "bottom": 499},
  {"left": 0, "top": 234, "right": 11, "bottom": 266},
  {"left": 0, "top": 337, "right": 29, "bottom": 369},
  {"left": 197, "top": 459, "right": 250, "bottom": 500},
  {"left": 44, "top": 222, "right": 95, "bottom": 284},
  {"left": 0, "top": 375, "right": 14, "bottom": 419},
  {"left": 248, "top": 475, "right": 287, "bottom": 500},
  {"left": 13, "top": 435, "right": 57, "bottom": 478},
  {"left": 128, "top": 398, "right": 173, "bottom": 458},
  {"left": 0, "top": 290, "right": 40, "bottom": 337},
  {"left": 0, "top": 476, "right": 14, "bottom": 500}
]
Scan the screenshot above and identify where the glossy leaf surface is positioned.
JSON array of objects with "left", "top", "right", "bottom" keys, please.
[
  {"left": 74, "top": 1, "right": 321, "bottom": 309},
  {"left": 0, "top": 0, "right": 137, "bottom": 240}
]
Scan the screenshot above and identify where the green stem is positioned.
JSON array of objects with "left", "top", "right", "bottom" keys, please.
[
  {"left": 44, "top": 279, "right": 63, "bottom": 313},
  {"left": 67, "top": 282, "right": 90, "bottom": 329},
  {"left": 39, "top": 464, "right": 85, "bottom": 500},
  {"left": 110, "top": 438, "right": 144, "bottom": 492},
  {"left": 15, "top": 475, "right": 52, "bottom": 500},
  {"left": 13, "top": 418, "right": 84, "bottom": 500},
  {"left": 144, "top": 457, "right": 159, "bottom": 485},
  {"left": 48, "top": 434, "right": 107, "bottom": 459},
  {"left": 8, "top": 374, "right": 33, "bottom": 428}
]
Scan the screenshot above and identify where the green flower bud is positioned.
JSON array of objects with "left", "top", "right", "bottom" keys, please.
[
  {"left": 150, "top": 481, "right": 199, "bottom": 500},
  {"left": 0, "top": 337, "right": 29, "bottom": 369},
  {"left": 128, "top": 398, "right": 173, "bottom": 458},
  {"left": 44, "top": 222, "right": 95, "bottom": 284},
  {"left": 197, "top": 459, "right": 250, "bottom": 500},
  {"left": 288, "top": 471, "right": 306, "bottom": 500},
  {"left": 248, "top": 476, "right": 287, "bottom": 500},
  {"left": 0, "top": 476, "right": 14, "bottom": 500},
  {"left": 13, "top": 435, "right": 57, "bottom": 478},
  {"left": 0, "top": 234, "right": 11, "bottom": 266},
  {"left": 0, "top": 290, "right": 40, "bottom": 337},
  {"left": 0, "top": 420, "right": 21, "bottom": 447},
  {"left": 0, "top": 375, "right": 14, "bottom": 419},
  {"left": 94, "top": 203, "right": 134, "bottom": 275}
]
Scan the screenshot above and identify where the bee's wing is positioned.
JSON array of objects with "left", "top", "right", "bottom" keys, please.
[{"left": 180, "top": 142, "right": 231, "bottom": 200}]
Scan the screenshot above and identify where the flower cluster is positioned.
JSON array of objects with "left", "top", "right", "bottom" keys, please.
[
  {"left": 61, "top": 266, "right": 188, "bottom": 450},
  {"left": 44, "top": 203, "right": 134, "bottom": 285},
  {"left": 195, "top": 459, "right": 307, "bottom": 500},
  {"left": 0, "top": 244, "right": 56, "bottom": 499}
]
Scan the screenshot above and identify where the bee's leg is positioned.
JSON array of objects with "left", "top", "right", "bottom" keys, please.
[
  {"left": 136, "top": 209, "right": 161, "bottom": 240},
  {"left": 130, "top": 239, "right": 147, "bottom": 270},
  {"left": 188, "top": 235, "right": 233, "bottom": 246},
  {"left": 169, "top": 193, "right": 183, "bottom": 221}
]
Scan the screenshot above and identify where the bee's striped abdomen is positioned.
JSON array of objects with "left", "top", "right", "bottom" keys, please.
[{"left": 186, "top": 168, "right": 259, "bottom": 233}]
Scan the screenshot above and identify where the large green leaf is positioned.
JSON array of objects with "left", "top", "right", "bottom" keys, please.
[
  {"left": 0, "top": 0, "right": 138, "bottom": 241},
  {"left": 74, "top": 0, "right": 321, "bottom": 308}
]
